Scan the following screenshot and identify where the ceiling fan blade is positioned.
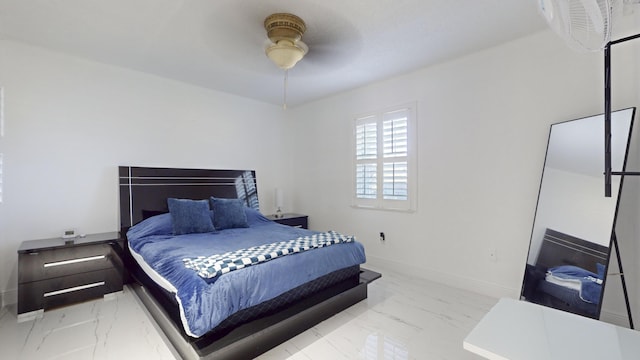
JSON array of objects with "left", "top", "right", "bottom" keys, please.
[
  {"left": 303, "top": 44, "right": 355, "bottom": 68},
  {"left": 299, "top": 18, "right": 362, "bottom": 68}
]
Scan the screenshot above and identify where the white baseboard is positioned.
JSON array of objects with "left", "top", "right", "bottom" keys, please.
[
  {"left": 1, "top": 288, "right": 17, "bottom": 308},
  {"left": 600, "top": 309, "right": 633, "bottom": 327},
  {"left": 17, "top": 309, "right": 43, "bottom": 323},
  {"left": 365, "top": 255, "right": 518, "bottom": 299}
]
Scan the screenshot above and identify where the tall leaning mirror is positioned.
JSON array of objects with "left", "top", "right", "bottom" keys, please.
[{"left": 521, "top": 108, "right": 635, "bottom": 319}]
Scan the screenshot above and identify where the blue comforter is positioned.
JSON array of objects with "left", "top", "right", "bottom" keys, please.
[
  {"left": 547, "top": 265, "right": 603, "bottom": 304},
  {"left": 127, "top": 208, "right": 366, "bottom": 337}
]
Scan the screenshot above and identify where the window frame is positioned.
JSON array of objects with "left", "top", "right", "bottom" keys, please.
[{"left": 352, "top": 103, "right": 417, "bottom": 212}]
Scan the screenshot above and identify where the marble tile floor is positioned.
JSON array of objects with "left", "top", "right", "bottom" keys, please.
[
  {"left": 0, "top": 288, "right": 177, "bottom": 360},
  {"left": 0, "top": 266, "right": 498, "bottom": 359}
]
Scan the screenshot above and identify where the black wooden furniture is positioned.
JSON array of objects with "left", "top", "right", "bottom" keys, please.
[
  {"left": 266, "top": 213, "right": 308, "bottom": 229},
  {"left": 119, "top": 167, "right": 260, "bottom": 232},
  {"left": 17, "top": 232, "right": 124, "bottom": 320},
  {"left": 534, "top": 229, "right": 608, "bottom": 274},
  {"left": 119, "top": 166, "right": 376, "bottom": 359}
]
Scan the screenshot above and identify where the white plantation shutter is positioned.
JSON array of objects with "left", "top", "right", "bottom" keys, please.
[
  {"left": 355, "top": 117, "right": 378, "bottom": 199},
  {"left": 356, "top": 117, "right": 377, "bottom": 160},
  {"left": 382, "top": 110, "right": 408, "bottom": 201},
  {"left": 383, "top": 110, "right": 408, "bottom": 158},
  {"left": 356, "top": 163, "right": 377, "bottom": 199},
  {"left": 353, "top": 104, "right": 416, "bottom": 211},
  {"left": 383, "top": 162, "right": 407, "bottom": 200}
]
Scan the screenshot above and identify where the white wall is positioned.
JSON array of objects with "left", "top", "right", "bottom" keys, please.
[
  {"left": 288, "top": 28, "right": 639, "bottom": 307},
  {"left": 528, "top": 167, "right": 619, "bottom": 265},
  {"left": 0, "top": 40, "right": 293, "bottom": 304}
]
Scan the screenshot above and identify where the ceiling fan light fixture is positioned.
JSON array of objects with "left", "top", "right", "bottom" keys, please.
[
  {"left": 265, "top": 40, "right": 308, "bottom": 70},
  {"left": 264, "top": 13, "right": 306, "bottom": 42},
  {"left": 264, "top": 13, "right": 308, "bottom": 70}
]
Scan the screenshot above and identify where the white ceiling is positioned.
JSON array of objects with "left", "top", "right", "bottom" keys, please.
[{"left": 0, "top": 0, "right": 547, "bottom": 107}]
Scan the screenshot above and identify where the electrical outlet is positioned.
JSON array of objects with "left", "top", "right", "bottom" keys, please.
[
  {"left": 489, "top": 248, "right": 497, "bottom": 262},
  {"left": 379, "top": 232, "right": 385, "bottom": 241}
]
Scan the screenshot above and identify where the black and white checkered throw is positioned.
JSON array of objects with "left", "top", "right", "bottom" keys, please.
[{"left": 182, "top": 230, "right": 355, "bottom": 279}]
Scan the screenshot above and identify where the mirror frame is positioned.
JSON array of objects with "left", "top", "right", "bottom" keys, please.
[{"left": 521, "top": 107, "right": 635, "bottom": 319}]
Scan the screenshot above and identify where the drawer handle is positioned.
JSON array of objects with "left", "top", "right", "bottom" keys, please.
[
  {"left": 43, "top": 282, "right": 105, "bottom": 297},
  {"left": 43, "top": 255, "right": 106, "bottom": 268}
]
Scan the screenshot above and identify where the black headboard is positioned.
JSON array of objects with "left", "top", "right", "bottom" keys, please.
[
  {"left": 536, "top": 228, "right": 609, "bottom": 273},
  {"left": 119, "top": 166, "right": 259, "bottom": 233}
]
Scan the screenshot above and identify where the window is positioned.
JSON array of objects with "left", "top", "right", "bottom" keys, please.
[
  {"left": 235, "top": 171, "right": 258, "bottom": 209},
  {"left": 353, "top": 104, "right": 416, "bottom": 211}
]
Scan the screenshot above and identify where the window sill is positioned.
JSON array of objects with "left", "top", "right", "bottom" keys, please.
[{"left": 350, "top": 204, "right": 415, "bottom": 213}]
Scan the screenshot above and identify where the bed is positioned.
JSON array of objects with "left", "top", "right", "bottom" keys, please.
[
  {"left": 522, "top": 228, "right": 609, "bottom": 319},
  {"left": 118, "top": 166, "right": 376, "bottom": 359}
]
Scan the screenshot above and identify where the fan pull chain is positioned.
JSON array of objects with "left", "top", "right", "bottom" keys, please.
[{"left": 283, "top": 69, "right": 288, "bottom": 110}]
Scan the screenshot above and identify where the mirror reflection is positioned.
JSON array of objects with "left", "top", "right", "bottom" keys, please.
[{"left": 521, "top": 108, "right": 634, "bottom": 319}]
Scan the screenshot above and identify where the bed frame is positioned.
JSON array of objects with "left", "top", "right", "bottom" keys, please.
[
  {"left": 535, "top": 228, "right": 609, "bottom": 274},
  {"left": 118, "top": 166, "right": 375, "bottom": 359}
]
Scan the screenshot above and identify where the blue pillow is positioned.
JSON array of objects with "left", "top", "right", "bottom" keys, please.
[
  {"left": 244, "top": 207, "right": 270, "bottom": 226},
  {"left": 126, "top": 213, "right": 174, "bottom": 242},
  {"left": 210, "top": 197, "right": 249, "bottom": 230},
  {"left": 167, "top": 198, "right": 215, "bottom": 235}
]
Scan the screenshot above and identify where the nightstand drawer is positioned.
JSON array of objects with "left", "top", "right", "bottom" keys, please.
[
  {"left": 18, "top": 267, "right": 123, "bottom": 314},
  {"left": 266, "top": 213, "right": 309, "bottom": 229},
  {"left": 18, "top": 243, "right": 117, "bottom": 283},
  {"left": 275, "top": 217, "right": 308, "bottom": 228},
  {"left": 17, "top": 232, "right": 124, "bottom": 317}
]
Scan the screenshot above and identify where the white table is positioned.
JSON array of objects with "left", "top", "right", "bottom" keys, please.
[{"left": 464, "top": 298, "right": 640, "bottom": 360}]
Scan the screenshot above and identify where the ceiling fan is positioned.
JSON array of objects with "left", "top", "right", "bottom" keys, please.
[
  {"left": 257, "top": 10, "right": 357, "bottom": 108},
  {"left": 262, "top": 12, "right": 308, "bottom": 109},
  {"left": 264, "top": 13, "right": 309, "bottom": 110},
  {"left": 537, "top": 0, "right": 640, "bottom": 51},
  {"left": 264, "top": 13, "right": 309, "bottom": 70}
]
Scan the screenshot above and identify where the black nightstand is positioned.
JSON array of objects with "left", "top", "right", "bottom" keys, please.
[
  {"left": 17, "top": 232, "right": 124, "bottom": 320},
  {"left": 266, "top": 213, "right": 308, "bottom": 229}
]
